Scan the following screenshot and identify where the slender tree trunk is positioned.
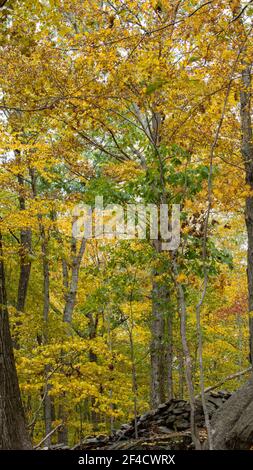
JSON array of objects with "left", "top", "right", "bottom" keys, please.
[
  {"left": 128, "top": 299, "right": 138, "bottom": 438},
  {"left": 178, "top": 346, "right": 184, "bottom": 399},
  {"left": 16, "top": 231, "right": 31, "bottom": 313},
  {"left": 30, "top": 167, "right": 53, "bottom": 446},
  {"left": 87, "top": 312, "right": 99, "bottom": 431},
  {"left": 165, "top": 308, "right": 173, "bottom": 400},
  {"left": 172, "top": 256, "right": 200, "bottom": 449},
  {"left": 129, "top": 327, "right": 138, "bottom": 439},
  {"left": 44, "top": 386, "right": 52, "bottom": 447},
  {"left": 0, "top": 233, "right": 32, "bottom": 449},
  {"left": 16, "top": 170, "right": 32, "bottom": 315},
  {"left": 58, "top": 235, "right": 86, "bottom": 445},
  {"left": 40, "top": 224, "right": 50, "bottom": 326},
  {"left": 150, "top": 274, "right": 166, "bottom": 407},
  {"left": 241, "top": 64, "right": 253, "bottom": 364},
  {"left": 106, "top": 318, "right": 115, "bottom": 434},
  {"left": 41, "top": 228, "right": 52, "bottom": 446},
  {"left": 57, "top": 402, "right": 68, "bottom": 445}
]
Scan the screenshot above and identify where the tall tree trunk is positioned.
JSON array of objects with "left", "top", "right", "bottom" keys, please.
[
  {"left": 63, "top": 237, "right": 86, "bottom": 323},
  {"left": 16, "top": 171, "right": 32, "bottom": 315},
  {"left": 173, "top": 256, "right": 200, "bottom": 449},
  {"left": 0, "top": 232, "right": 32, "bottom": 449},
  {"left": 30, "top": 167, "right": 53, "bottom": 446},
  {"left": 128, "top": 298, "right": 138, "bottom": 438},
  {"left": 131, "top": 104, "right": 171, "bottom": 408},
  {"left": 58, "top": 235, "right": 86, "bottom": 445},
  {"left": 211, "top": 20, "right": 253, "bottom": 448},
  {"left": 87, "top": 312, "right": 99, "bottom": 431},
  {"left": 150, "top": 273, "right": 166, "bottom": 407},
  {"left": 17, "top": 230, "right": 32, "bottom": 313},
  {"left": 178, "top": 346, "right": 185, "bottom": 399},
  {"left": 150, "top": 280, "right": 173, "bottom": 406},
  {"left": 57, "top": 402, "right": 68, "bottom": 445},
  {"left": 241, "top": 64, "right": 253, "bottom": 364},
  {"left": 165, "top": 308, "right": 173, "bottom": 400},
  {"left": 41, "top": 227, "right": 52, "bottom": 447}
]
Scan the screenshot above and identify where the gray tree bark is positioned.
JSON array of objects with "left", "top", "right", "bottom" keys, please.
[
  {"left": 211, "top": 374, "right": 253, "bottom": 449},
  {"left": 63, "top": 237, "right": 86, "bottom": 323},
  {"left": 165, "top": 309, "right": 174, "bottom": 400},
  {"left": 241, "top": 64, "right": 253, "bottom": 364},
  {"left": 150, "top": 273, "right": 166, "bottom": 407},
  {"left": 58, "top": 235, "right": 86, "bottom": 445}
]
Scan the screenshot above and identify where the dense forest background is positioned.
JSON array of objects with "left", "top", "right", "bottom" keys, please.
[{"left": 1, "top": 0, "right": 253, "bottom": 450}]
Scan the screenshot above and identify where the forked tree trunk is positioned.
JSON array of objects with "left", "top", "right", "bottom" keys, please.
[{"left": 0, "top": 233, "right": 31, "bottom": 449}]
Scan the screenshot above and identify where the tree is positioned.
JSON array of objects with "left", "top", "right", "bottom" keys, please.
[
  {"left": 1, "top": 0, "right": 253, "bottom": 450},
  {"left": 210, "top": 1, "right": 253, "bottom": 449},
  {"left": 0, "top": 232, "right": 31, "bottom": 449}
]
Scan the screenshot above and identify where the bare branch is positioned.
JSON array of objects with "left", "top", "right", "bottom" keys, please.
[
  {"left": 196, "top": 367, "right": 253, "bottom": 397},
  {"left": 231, "top": 0, "right": 253, "bottom": 22},
  {"left": 34, "top": 424, "right": 63, "bottom": 449}
]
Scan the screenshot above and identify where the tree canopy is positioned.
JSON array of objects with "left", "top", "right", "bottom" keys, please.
[{"left": 0, "top": 0, "right": 253, "bottom": 450}]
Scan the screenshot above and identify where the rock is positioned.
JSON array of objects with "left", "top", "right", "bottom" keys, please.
[
  {"left": 96, "top": 434, "right": 108, "bottom": 441},
  {"left": 183, "top": 405, "right": 191, "bottom": 412},
  {"left": 175, "top": 420, "right": 190, "bottom": 431},
  {"left": 173, "top": 407, "right": 185, "bottom": 415},
  {"left": 156, "top": 418, "right": 166, "bottom": 424},
  {"left": 166, "top": 415, "right": 176, "bottom": 425},
  {"left": 157, "top": 426, "right": 172, "bottom": 434},
  {"left": 121, "top": 424, "right": 131, "bottom": 429},
  {"left": 207, "top": 397, "right": 224, "bottom": 408},
  {"left": 77, "top": 391, "right": 231, "bottom": 451},
  {"left": 158, "top": 403, "right": 169, "bottom": 411},
  {"left": 49, "top": 443, "right": 70, "bottom": 450},
  {"left": 139, "top": 413, "right": 151, "bottom": 422}
]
